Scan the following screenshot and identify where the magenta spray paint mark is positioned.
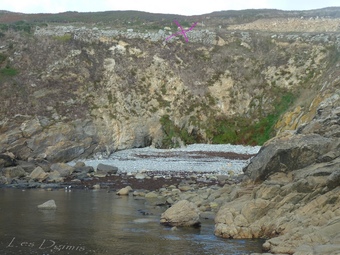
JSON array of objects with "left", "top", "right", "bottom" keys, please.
[{"left": 165, "top": 20, "right": 198, "bottom": 42}]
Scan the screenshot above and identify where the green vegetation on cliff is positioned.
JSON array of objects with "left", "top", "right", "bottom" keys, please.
[{"left": 208, "top": 92, "right": 295, "bottom": 146}]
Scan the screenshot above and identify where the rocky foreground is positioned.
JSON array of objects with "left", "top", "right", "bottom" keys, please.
[
  {"left": 0, "top": 87, "right": 339, "bottom": 255},
  {"left": 1, "top": 93, "right": 340, "bottom": 255}
]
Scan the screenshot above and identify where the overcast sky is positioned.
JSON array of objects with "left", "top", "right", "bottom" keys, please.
[{"left": 1, "top": 0, "right": 339, "bottom": 15}]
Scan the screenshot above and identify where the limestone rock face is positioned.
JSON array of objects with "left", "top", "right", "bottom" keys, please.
[{"left": 160, "top": 200, "right": 200, "bottom": 227}]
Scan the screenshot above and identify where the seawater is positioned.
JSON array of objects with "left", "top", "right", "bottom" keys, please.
[{"left": 0, "top": 189, "right": 264, "bottom": 255}]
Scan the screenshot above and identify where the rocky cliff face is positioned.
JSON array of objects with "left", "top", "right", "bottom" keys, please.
[
  {"left": 0, "top": 9, "right": 339, "bottom": 162},
  {"left": 213, "top": 52, "right": 340, "bottom": 253}
]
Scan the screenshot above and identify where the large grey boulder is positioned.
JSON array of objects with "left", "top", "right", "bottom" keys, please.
[
  {"left": 160, "top": 200, "right": 200, "bottom": 227},
  {"left": 243, "top": 133, "right": 339, "bottom": 182},
  {"left": 96, "top": 163, "right": 118, "bottom": 175}
]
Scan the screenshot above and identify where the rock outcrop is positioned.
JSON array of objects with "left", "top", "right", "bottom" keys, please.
[{"left": 215, "top": 88, "right": 340, "bottom": 253}]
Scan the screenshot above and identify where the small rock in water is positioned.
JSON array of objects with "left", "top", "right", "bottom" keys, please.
[
  {"left": 117, "top": 186, "right": 132, "bottom": 195},
  {"left": 93, "top": 184, "right": 101, "bottom": 189},
  {"left": 38, "top": 199, "right": 57, "bottom": 210}
]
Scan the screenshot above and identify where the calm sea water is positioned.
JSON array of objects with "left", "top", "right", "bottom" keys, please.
[{"left": 0, "top": 189, "right": 264, "bottom": 255}]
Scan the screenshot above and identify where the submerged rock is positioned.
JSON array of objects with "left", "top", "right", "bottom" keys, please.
[{"left": 38, "top": 199, "right": 57, "bottom": 210}]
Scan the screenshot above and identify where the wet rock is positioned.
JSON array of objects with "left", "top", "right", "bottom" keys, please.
[
  {"left": 117, "top": 186, "right": 132, "bottom": 195},
  {"left": 93, "top": 184, "right": 100, "bottom": 189},
  {"left": 145, "top": 191, "right": 158, "bottom": 198},
  {"left": 96, "top": 163, "right": 118, "bottom": 175},
  {"left": 29, "top": 166, "right": 48, "bottom": 182},
  {"left": 38, "top": 199, "right": 57, "bottom": 210},
  {"left": 133, "top": 190, "right": 146, "bottom": 197},
  {"left": 160, "top": 200, "right": 201, "bottom": 227}
]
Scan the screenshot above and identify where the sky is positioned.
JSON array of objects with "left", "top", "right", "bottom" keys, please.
[{"left": 1, "top": 0, "right": 339, "bottom": 15}]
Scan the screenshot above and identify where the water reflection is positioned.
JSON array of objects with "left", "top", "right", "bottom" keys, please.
[{"left": 0, "top": 189, "right": 264, "bottom": 254}]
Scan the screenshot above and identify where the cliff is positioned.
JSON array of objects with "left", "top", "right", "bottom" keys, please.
[{"left": 0, "top": 8, "right": 339, "bottom": 162}]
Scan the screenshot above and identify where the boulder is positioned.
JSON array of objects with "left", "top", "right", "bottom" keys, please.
[
  {"left": 160, "top": 200, "right": 200, "bottom": 227},
  {"left": 116, "top": 186, "right": 132, "bottom": 195},
  {"left": 50, "top": 163, "right": 74, "bottom": 177},
  {"left": 74, "top": 161, "right": 86, "bottom": 168},
  {"left": 93, "top": 184, "right": 100, "bottom": 189},
  {"left": 0, "top": 154, "right": 16, "bottom": 168},
  {"left": 73, "top": 165, "right": 94, "bottom": 173},
  {"left": 38, "top": 200, "right": 57, "bottom": 210},
  {"left": 243, "top": 134, "right": 339, "bottom": 182},
  {"left": 16, "top": 160, "right": 36, "bottom": 173},
  {"left": 29, "top": 166, "right": 48, "bottom": 182},
  {"left": 1, "top": 166, "right": 26, "bottom": 178},
  {"left": 145, "top": 191, "right": 158, "bottom": 198},
  {"left": 96, "top": 163, "right": 118, "bottom": 175},
  {"left": 45, "top": 142, "right": 86, "bottom": 163},
  {"left": 46, "top": 171, "right": 64, "bottom": 183},
  {"left": 0, "top": 176, "right": 7, "bottom": 184}
]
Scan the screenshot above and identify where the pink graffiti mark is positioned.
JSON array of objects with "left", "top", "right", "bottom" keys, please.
[{"left": 165, "top": 20, "right": 198, "bottom": 42}]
